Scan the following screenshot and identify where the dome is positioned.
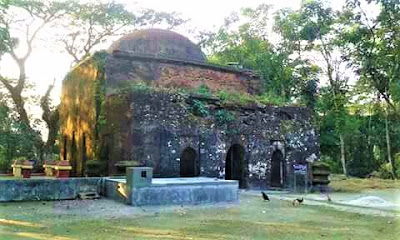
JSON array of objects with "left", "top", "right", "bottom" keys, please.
[{"left": 108, "top": 29, "right": 206, "bottom": 62}]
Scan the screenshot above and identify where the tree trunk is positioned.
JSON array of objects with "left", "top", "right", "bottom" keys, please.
[
  {"left": 9, "top": 88, "right": 30, "bottom": 126},
  {"left": 41, "top": 84, "right": 59, "bottom": 153},
  {"left": 385, "top": 111, "right": 396, "bottom": 179},
  {"left": 339, "top": 133, "right": 347, "bottom": 177}
]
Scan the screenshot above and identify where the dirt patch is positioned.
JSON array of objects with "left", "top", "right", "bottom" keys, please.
[{"left": 346, "top": 196, "right": 397, "bottom": 208}]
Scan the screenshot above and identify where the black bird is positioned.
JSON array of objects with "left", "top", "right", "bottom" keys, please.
[
  {"left": 296, "top": 197, "right": 304, "bottom": 203},
  {"left": 261, "top": 191, "right": 270, "bottom": 201}
]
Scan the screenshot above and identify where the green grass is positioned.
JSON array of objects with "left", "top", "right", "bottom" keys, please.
[
  {"left": 330, "top": 174, "right": 400, "bottom": 192},
  {"left": 0, "top": 194, "right": 398, "bottom": 240}
]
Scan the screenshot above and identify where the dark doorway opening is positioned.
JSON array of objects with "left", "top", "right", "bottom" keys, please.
[
  {"left": 225, "top": 144, "right": 247, "bottom": 188},
  {"left": 180, "top": 147, "right": 199, "bottom": 177},
  {"left": 271, "top": 150, "right": 284, "bottom": 187}
]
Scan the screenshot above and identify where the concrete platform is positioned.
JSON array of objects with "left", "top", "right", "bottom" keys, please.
[{"left": 105, "top": 177, "right": 239, "bottom": 206}]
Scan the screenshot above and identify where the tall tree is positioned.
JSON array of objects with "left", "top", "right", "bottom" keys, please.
[
  {"left": 340, "top": 0, "right": 400, "bottom": 178},
  {"left": 199, "top": 4, "right": 312, "bottom": 101},
  {"left": 0, "top": 0, "right": 72, "bottom": 154},
  {"left": 276, "top": 0, "right": 352, "bottom": 176}
]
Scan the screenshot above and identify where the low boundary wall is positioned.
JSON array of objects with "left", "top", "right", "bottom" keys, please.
[{"left": 0, "top": 177, "right": 103, "bottom": 202}]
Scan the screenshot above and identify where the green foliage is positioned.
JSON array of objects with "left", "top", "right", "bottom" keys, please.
[
  {"left": 378, "top": 162, "right": 394, "bottom": 179},
  {"left": 256, "top": 93, "right": 288, "bottom": 106},
  {"left": 217, "top": 90, "right": 255, "bottom": 105},
  {"left": 0, "top": 103, "right": 38, "bottom": 173},
  {"left": 216, "top": 90, "right": 289, "bottom": 106},
  {"left": 56, "top": 1, "right": 185, "bottom": 62},
  {"left": 189, "top": 100, "right": 209, "bottom": 117},
  {"left": 12, "top": 156, "right": 27, "bottom": 163},
  {"left": 192, "top": 85, "right": 212, "bottom": 97},
  {"left": 215, "top": 109, "right": 235, "bottom": 126},
  {"left": 199, "top": 6, "right": 309, "bottom": 101},
  {"left": 340, "top": 0, "right": 400, "bottom": 111},
  {"left": 395, "top": 153, "right": 400, "bottom": 177},
  {"left": 116, "top": 82, "right": 151, "bottom": 97},
  {"left": 320, "top": 155, "right": 341, "bottom": 174}
]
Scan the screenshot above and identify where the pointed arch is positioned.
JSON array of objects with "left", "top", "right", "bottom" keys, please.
[
  {"left": 225, "top": 144, "right": 247, "bottom": 188},
  {"left": 270, "top": 150, "right": 284, "bottom": 187},
  {"left": 180, "top": 147, "right": 199, "bottom": 177}
]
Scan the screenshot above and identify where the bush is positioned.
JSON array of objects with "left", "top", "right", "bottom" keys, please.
[
  {"left": 378, "top": 162, "right": 393, "bottom": 179},
  {"left": 0, "top": 150, "right": 11, "bottom": 173},
  {"left": 215, "top": 109, "right": 235, "bottom": 126},
  {"left": 320, "top": 155, "right": 342, "bottom": 174},
  {"left": 193, "top": 84, "right": 212, "bottom": 97},
  {"left": 217, "top": 90, "right": 255, "bottom": 105},
  {"left": 85, "top": 160, "right": 107, "bottom": 176},
  {"left": 395, "top": 153, "right": 400, "bottom": 177},
  {"left": 190, "top": 100, "right": 209, "bottom": 117},
  {"left": 256, "top": 92, "right": 288, "bottom": 106}
]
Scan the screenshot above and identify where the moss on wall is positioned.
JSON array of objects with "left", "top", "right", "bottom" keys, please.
[{"left": 59, "top": 51, "right": 107, "bottom": 176}]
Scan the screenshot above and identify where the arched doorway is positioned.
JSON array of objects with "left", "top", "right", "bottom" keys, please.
[
  {"left": 225, "top": 144, "right": 247, "bottom": 188},
  {"left": 180, "top": 147, "right": 199, "bottom": 177},
  {"left": 270, "top": 150, "right": 284, "bottom": 187}
]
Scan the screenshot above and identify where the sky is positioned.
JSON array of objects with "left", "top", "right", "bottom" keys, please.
[{"left": 0, "top": 0, "right": 348, "bottom": 138}]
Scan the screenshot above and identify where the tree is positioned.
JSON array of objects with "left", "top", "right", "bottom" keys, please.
[
  {"left": 58, "top": 1, "right": 185, "bottom": 63},
  {"left": 199, "top": 4, "right": 312, "bottom": 101},
  {"left": 0, "top": 0, "right": 73, "bottom": 155},
  {"left": 275, "top": 0, "right": 352, "bottom": 176},
  {"left": 0, "top": 94, "right": 38, "bottom": 172},
  {"left": 0, "top": 0, "right": 69, "bottom": 124},
  {"left": 340, "top": 0, "right": 400, "bottom": 178}
]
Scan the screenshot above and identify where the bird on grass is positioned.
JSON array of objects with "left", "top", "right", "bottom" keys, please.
[
  {"left": 261, "top": 191, "right": 270, "bottom": 201},
  {"left": 292, "top": 197, "right": 304, "bottom": 206}
]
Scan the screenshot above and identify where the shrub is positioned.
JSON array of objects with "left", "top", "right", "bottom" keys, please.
[
  {"left": 378, "top": 162, "right": 393, "bottom": 179},
  {"left": 215, "top": 109, "right": 235, "bottom": 126},
  {"left": 190, "top": 100, "right": 209, "bottom": 117},
  {"left": 217, "top": 90, "right": 255, "bottom": 105},
  {"left": 320, "top": 155, "right": 342, "bottom": 174},
  {"left": 256, "top": 93, "right": 287, "bottom": 106},
  {"left": 85, "top": 160, "right": 107, "bottom": 176},
  {"left": 193, "top": 84, "right": 211, "bottom": 97},
  {"left": 395, "top": 153, "right": 400, "bottom": 177}
]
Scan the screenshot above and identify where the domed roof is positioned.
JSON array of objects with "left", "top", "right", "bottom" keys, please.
[{"left": 108, "top": 29, "right": 206, "bottom": 62}]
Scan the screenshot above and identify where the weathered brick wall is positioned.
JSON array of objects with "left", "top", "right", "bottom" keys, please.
[
  {"left": 102, "top": 90, "right": 319, "bottom": 189},
  {"left": 105, "top": 53, "right": 261, "bottom": 95}
]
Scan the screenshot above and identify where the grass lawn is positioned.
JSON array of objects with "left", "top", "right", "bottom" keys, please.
[
  {"left": 0, "top": 194, "right": 399, "bottom": 240},
  {"left": 330, "top": 174, "right": 400, "bottom": 192}
]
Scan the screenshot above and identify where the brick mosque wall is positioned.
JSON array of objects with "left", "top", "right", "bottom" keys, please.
[
  {"left": 105, "top": 52, "right": 262, "bottom": 95},
  {"left": 102, "top": 90, "right": 319, "bottom": 189}
]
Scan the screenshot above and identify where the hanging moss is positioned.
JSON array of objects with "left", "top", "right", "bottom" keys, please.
[
  {"left": 93, "top": 51, "right": 108, "bottom": 154},
  {"left": 59, "top": 51, "right": 109, "bottom": 175}
]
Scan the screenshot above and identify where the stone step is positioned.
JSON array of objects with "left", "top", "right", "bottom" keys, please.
[{"left": 78, "top": 192, "right": 100, "bottom": 200}]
